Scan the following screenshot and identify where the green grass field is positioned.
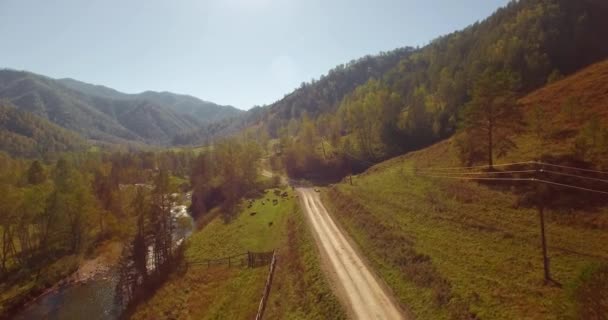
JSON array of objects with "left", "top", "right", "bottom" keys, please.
[
  {"left": 131, "top": 187, "right": 343, "bottom": 319},
  {"left": 323, "top": 151, "right": 608, "bottom": 319}
]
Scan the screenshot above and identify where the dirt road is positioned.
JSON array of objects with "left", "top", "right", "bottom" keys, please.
[{"left": 297, "top": 188, "right": 406, "bottom": 320}]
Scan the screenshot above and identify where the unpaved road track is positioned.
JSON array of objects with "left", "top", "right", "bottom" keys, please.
[{"left": 298, "top": 188, "right": 406, "bottom": 320}]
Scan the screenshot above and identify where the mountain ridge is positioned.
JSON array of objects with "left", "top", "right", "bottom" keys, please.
[{"left": 0, "top": 69, "right": 242, "bottom": 148}]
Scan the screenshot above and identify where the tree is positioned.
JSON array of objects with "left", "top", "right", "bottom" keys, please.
[
  {"left": 131, "top": 187, "right": 149, "bottom": 282},
  {"left": 0, "top": 185, "right": 22, "bottom": 274},
  {"left": 574, "top": 118, "right": 608, "bottom": 164},
  {"left": 459, "top": 69, "right": 522, "bottom": 168},
  {"left": 150, "top": 169, "right": 173, "bottom": 270},
  {"left": 27, "top": 160, "right": 46, "bottom": 185},
  {"left": 530, "top": 104, "right": 551, "bottom": 158}
]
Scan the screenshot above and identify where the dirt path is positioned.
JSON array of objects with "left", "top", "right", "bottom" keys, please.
[{"left": 297, "top": 188, "right": 406, "bottom": 320}]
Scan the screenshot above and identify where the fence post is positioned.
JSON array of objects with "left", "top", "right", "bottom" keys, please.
[{"left": 255, "top": 250, "right": 277, "bottom": 320}]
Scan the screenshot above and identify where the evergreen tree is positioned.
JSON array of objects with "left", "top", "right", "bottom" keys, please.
[
  {"left": 459, "top": 69, "right": 522, "bottom": 168},
  {"left": 27, "top": 160, "right": 46, "bottom": 185}
]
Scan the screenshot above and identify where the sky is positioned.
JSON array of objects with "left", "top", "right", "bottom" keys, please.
[{"left": 0, "top": 0, "right": 510, "bottom": 109}]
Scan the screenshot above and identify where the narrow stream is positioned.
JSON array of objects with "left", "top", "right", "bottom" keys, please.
[{"left": 13, "top": 195, "right": 193, "bottom": 320}]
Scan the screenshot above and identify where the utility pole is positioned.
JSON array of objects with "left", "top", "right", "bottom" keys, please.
[{"left": 536, "top": 166, "right": 551, "bottom": 284}]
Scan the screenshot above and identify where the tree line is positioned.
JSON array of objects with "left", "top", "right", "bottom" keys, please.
[
  {"left": 189, "top": 136, "right": 266, "bottom": 221},
  {"left": 0, "top": 149, "right": 196, "bottom": 314}
]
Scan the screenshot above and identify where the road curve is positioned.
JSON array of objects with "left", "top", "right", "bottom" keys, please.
[{"left": 297, "top": 188, "right": 406, "bottom": 320}]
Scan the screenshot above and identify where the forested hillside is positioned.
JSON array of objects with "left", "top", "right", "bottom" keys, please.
[
  {"left": 322, "top": 57, "right": 608, "bottom": 319},
  {"left": 249, "top": 0, "right": 608, "bottom": 180},
  {"left": 174, "top": 47, "right": 415, "bottom": 144},
  {"left": 0, "top": 102, "right": 87, "bottom": 158},
  {"left": 0, "top": 70, "right": 240, "bottom": 148}
]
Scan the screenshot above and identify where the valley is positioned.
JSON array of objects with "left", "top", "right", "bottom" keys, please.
[{"left": 1, "top": 0, "right": 608, "bottom": 319}]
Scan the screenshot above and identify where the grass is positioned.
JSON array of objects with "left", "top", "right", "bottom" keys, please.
[
  {"left": 264, "top": 196, "right": 347, "bottom": 319},
  {"left": 324, "top": 160, "right": 608, "bottom": 319},
  {"left": 131, "top": 187, "right": 344, "bottom": 319}
]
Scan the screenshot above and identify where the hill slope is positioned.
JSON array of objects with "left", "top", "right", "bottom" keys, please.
[
  {"left": 58, "top": 78, "right": 242, "bottom": 124},
  {"left": 0, "top": 70, "right": 241, "bottom": 146},
  {"left": 322, "top": 59, "right": 608, "bottom": 319},
  {"left": 181, "top": 0, "right": 608, "bottom": 149},
  {"left": 0, "top": 102, "right": 87, "bottom": 157},
  {"left": 175, "top": 47, "right": 415, "bottom": 144}
]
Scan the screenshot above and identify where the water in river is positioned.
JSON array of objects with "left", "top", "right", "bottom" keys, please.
[
  {"left": 13, "top": 275, "right": 119, "bottom": 320},
  {"left": 13, "top": 198, "right": 194, "bottom": 320}
]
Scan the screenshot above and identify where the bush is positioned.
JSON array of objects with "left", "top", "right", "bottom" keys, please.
[{"left": 568, "top": 263, "right": 608, "bottom": 319}]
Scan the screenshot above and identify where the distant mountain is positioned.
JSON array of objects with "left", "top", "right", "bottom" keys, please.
[
  {"left": 0, "top": 102, "right": 87, "bottom": 158},
  {"left": 0, "top": 70, "right": 242, "bottom": 146},
  {"left": 58, "top": 78, "right": 242, "bottom": 124}
]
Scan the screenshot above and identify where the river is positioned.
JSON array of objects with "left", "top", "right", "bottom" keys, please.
[{"left": 12, "top": 196, "right": 193, "bottom": 320}]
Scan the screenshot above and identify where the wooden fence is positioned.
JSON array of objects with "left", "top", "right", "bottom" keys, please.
[
  {"left": 255, "top": 250, "right": 277, "bottom": 320},
  {"left": 188, "top": 251, "right": 274, "bottom": 269}
]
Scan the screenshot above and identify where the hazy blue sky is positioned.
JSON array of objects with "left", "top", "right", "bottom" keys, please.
[{"left": 0, "top": 0, "right": 510, "bottom": 109}]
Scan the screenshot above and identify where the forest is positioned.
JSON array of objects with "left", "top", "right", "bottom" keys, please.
[{"left": 0, "top": 149, "right": 197, "bottom": 315}]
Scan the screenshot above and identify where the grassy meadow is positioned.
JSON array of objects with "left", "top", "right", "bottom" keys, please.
[
  {"left": 131, "top": 186, "right": 343, "bottom": 319},
  {"left": 323, "top": 142, "right": 608, "bottom": 319}
]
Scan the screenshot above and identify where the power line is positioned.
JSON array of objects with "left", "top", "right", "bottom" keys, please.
[
  {"left": 537, "top": 161, "right": 608, "bottom": 175},
  {"left": 419, "top": 160, "right": 608, "bottom": 176},
  {"left": 540, "top": 169, "right": 608, "bottom": 184},
  {"left": 415, "top": 173, "right": 534, "bottom": 182},
  {"left": 414, "top": 172, "right": 608, "bottom": 195},
  {"left": 417, "top": 161, "right": 534, "bottom": 171},
  {"left": 415, "top": 169, "right": 537, "bottom": 175},
  {"left": 418, "top": 168, "right": 608, "bottom": 183},
  {"left": 535, "top": 179, "right": 608, "bottom": 196}
]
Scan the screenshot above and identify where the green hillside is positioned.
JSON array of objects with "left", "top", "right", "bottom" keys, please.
[
  {"left": 322, "top": 59, "right": 608, "bottom": 319},
  {"left": 182, "top": 0, "right": 608, "bottom": 151},
  {"left": 0, "top": 102, "right": 87, "bottom": 157},
  {"left": 0, "top": 70, "right": 241, "bottom": 147}
]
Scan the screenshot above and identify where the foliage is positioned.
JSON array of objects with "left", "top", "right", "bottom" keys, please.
[
  {"left": 0, "top": 102, "right": 87, "bottom": 158},
  {"left": 189, "top": 136, "right": 263, "bottom": 220},
  {"left": 573, "top": 118, "right": 608, "bottom": 165},
  {"left": 114, "top": 170, "right": 182, "bottom": 314},
  {"left": 458, "top": 69, "right": 522, "bottom": 166},
  {"left": 0, "top": 149, "right": 198, "bottom": 315}
]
